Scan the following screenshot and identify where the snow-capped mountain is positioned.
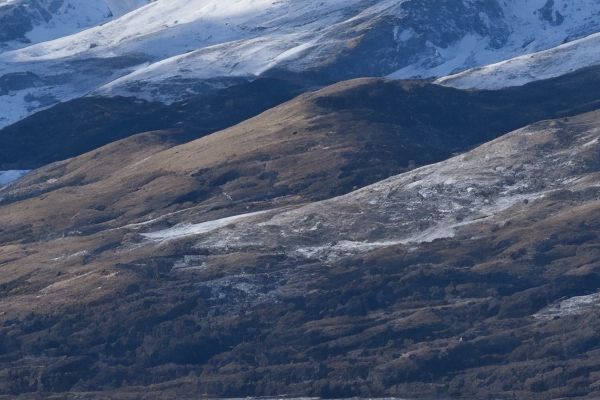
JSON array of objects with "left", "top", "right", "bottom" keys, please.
[
  {"left": 3, "top": 0, "right": 600, "bottom": 128},
  {"left": 437, "top": 31, "right": 600, "bottom": 89},
  {"left": 5, "top": 2, "right": 600, "bottom": 399},
  {"left": 0, "top": 0, "right": 151, "bottom": 50}
]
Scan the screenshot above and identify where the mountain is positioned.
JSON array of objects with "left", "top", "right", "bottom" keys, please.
[
  {"left": 8, "top": 73, "right": 593, "bottom": 232},
  {"left": 4, "top": 61, "right": 600, "bottom": 171},
  {"left": 0, "top": 77, "right": 305, "bottom": 170},
  {"left": 0, "top": 0, "right": 151, "bottom": 50},
  {"left": 4, "top": 2, "right": 600, "bottom": 398},
  {"left": 1, "top": 89, "right": 600, "bottom": 398},
  {"left": 135, "top": 109, "right": 600, "bottom": 400},
  {"left": 438, "top": 31, "right": 600, "bottom": 89},
  {"left": 4, "top": 0, "right": 600, "bottom": 128}
]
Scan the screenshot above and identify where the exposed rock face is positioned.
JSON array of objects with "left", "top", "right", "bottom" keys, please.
[
  {"left": 271, "top": 0, "right": 509, "bottom": 79},
  {"left": 0, "top": 0, "right": 36, "bottom": 43},
  {"left": 538, "top": 0, "right": 565, "bottom": 25}
]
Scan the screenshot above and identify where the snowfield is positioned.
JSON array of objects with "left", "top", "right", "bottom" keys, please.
[
  {"left": 437, "top": 31, "right": 600, "bottom": 89},
  {"left": 3, "top": 0, "right": 600, "bottom": 128},
  {"left": 0, "top": 0, "right": 151, "bottom": 50}
]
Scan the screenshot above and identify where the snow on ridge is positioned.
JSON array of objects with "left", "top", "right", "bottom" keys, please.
[
  {"left": 436, "top": 31, "right": 600, "bottom": 89},
  {"left": 142, "top": 210, "right": 271, "bottom": 241},
  {"left": 1, "top": 0, "right": 320, "bottom": 62},
  {"left": 391, "top": 0, "right": 600, "bottom": 81},
  {"left": 4, "top": 0, "right": 600, "bottom": 128},
  {"left": 0, "top": 0, "right": 371, "bottom": 125}
]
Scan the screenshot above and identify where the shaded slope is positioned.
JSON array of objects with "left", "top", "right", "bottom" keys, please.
[
  {"left": 0, "top": 77, "right": 305, "bottom": 169},
  {"left": 4, "top": 63, "right": 600, "bottom": 171}
]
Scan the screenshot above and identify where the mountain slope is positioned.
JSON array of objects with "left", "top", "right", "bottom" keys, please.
[
  {"left": 0, "top": 0, "right": 150, "bottom": 50},
  {"left": 4, "top": 0, "right": 600, "bottom": 128},
  {"left": 4, "top": 63, "right": 600, "bottom": 171},
  {"left": 438, "top": 31, "right": 600, "bottom": 89},
  {"left": 7, "top": 71, "right": 600, "bottom": 238},
  {"left": 0, "top": 77, "right": 305, "bottom": 169},
  {"left": 2, "top": 106, "right": 600, "bottom": 398}
]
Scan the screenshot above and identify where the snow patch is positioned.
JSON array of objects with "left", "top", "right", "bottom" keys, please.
[
  {"left": 437, "top": 31, "right": 600, "bottom": 89},
  {"left": 1, "top": 0, "right": 151, "bottom": 50},
  {"left": 534, "top": 292, "right": 600, "bottom": 320},
  {"left": 142, "top": 210, "right": 270, "bottom": 241},
  {"left": 0, "top": 170, "right": 29, "bottom": 187}
]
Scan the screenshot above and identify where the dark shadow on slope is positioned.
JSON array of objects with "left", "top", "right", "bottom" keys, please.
[{"left": 0, "top": 77, "right": 307, "bottom": 169}]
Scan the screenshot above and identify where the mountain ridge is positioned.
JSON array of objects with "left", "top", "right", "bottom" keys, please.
[
  {"left": 4, "top": 0, "right": 600, "bottom": 128},
  {"left": 0, "top": 0, "right": 151, "bottom": 49},
  {"left": 438, "top": 31, "right": 600, "bottom": 89},
  {"left": 3, "top": 1, "right": 600, "bottom": 398}
]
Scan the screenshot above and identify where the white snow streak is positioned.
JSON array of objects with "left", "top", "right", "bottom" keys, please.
[
  {"left": 535, "top": 293, "right": 600, "bottom": 320},
  {"left": 142, "top": 210, "right": 270, "bottom": 241},
  {"left": 438, "top": 31, "right": 600, "bottom": 89}
]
